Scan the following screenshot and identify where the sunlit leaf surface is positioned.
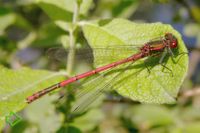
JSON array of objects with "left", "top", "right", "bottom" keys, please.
[{"left": 82, "top": 18, "right": 188, "bottom": 104}]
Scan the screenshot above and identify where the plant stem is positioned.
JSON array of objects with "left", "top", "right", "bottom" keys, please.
[
  {"left": 67, "top": 30, "right": 75, "bottom": 75},
  {"left": 67, "top": 2, "right": 79, "bottom": 75}
]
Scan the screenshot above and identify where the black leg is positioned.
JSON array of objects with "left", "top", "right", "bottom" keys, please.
[
  {"left": 160, "top": 62, "right": 174, "bottom": 77},
  {"left": 168, "top": 47, "right": 174, "bottom": 57},
  {"left": 144, "top": 60, "right": 151, "bottom": 76},
  {"left": 174, "top": 52, "right": 189, "bottom": 64},
  {"left": 159, "top": 50, "right": 174, "bottom": 76}
]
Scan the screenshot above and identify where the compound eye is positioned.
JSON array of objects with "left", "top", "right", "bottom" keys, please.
[{"left": 171, "top": 40, "right": 177, "bottom": 48}]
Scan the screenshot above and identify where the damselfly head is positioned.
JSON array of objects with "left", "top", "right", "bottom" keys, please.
[{"left": 165, "top": 33, "right": 178, "bottom": 49}]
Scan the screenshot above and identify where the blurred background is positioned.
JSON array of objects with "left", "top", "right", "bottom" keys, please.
[{"left": 0, "top": 0, "right": 200, "bottom": 133}]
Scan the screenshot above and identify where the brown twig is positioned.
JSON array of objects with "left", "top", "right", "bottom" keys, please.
[{"left": 180, "top": 86, "right": 200, "bottom": 98}]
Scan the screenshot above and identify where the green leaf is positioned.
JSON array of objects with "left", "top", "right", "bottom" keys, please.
[
  {"left": 79, "top": 0, "right": 93, "bottom": 15},
  {"left": 0, "top": 13, "right": 15, "bottom": 33},
  {"left": 95, "top": 0, "right": 138, "bottom": 18},
  {"left": 36, "top": 0, "right": 93, "bottom": 22},
  {"left": 112, "top": 0, "right": 139, "bottom": 18},
  {"left": 36, "top": 0, "right": 72, "bottom": 22},
  {"left": 0, "top": 65, "right": 65, "bottom": 130},
  {"left": 54, "top": 21, "right": 72, "bottom": 32},
  {"left": 24, "top": 96, "right": 62, "bottom": 133},
  {"left": 32, "top": 22, "right": 66, "bottom": 47},
  {"left": 129, "top": 105, "right": 173, "bottom": 127},
  {"left": 57, "top": 125, "right": 82, "bottom": 133},
  {"left": 82, "top": 18, "right": 188, "bottom": 104},
  {"left": 0, "top": 8, "right": 32, "bottom": 34},
  {"left": 72, "top": 109, "right": 104, "bottom": 131},
  {"left": 60, "top": 35, "right": 70, "bottom": 49}
]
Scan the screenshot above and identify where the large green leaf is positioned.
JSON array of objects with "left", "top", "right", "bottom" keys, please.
[
  {"left": 36, "top": 0, "right": 93, "bottom": 22},
  {"left": 0, "top": 66, "right": 65, "bottom": 130},
  {"left": 82, "top": 18, "right": 188, "bottom": 104}
]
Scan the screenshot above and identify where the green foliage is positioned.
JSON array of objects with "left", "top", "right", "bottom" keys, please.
[
  {"left": 0, "top": 66, "right": 65, "bottom": 129},
  {"left": 0, "top": 0, "right": 197, "bottom": 132},
  {"left": 0, "top": 13, "right": 15, "bottom": 32},
  {"left": 72, "top": 109, "right": 104, "bottom": 131},
  {"left": 130, "top": 105, "right": 173, "bottom": 127},
  {"left": 0, "top": 8, "right": 31, "bottom": 33},
  {"left": 36, "top": 0, "right": 93, "bottom": 22},
  {"left": 57, "top": 125, "right": 82, "bottom": 133},
  {"left": 94, "top": 0, "right": 139, "bottom": 18}
]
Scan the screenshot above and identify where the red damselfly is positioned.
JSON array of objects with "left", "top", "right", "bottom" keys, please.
[{"left": 26, "top": 33, "right": 178, "bottom": 105}]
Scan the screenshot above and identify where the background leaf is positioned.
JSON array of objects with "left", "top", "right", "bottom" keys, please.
[
  {"left": 36, "top": 0, "right": 93, "bottom": 22},
  {"left": 0, "top": 65, "right": 65, "bottom": 129},
  {"left": 82, "top": 18, "right": 188, "bottom": 104},
  {"left": 129, "top": 105, "right": 173, "bottom": 127}
]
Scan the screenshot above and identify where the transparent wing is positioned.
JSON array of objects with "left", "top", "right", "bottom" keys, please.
[
  {"left": 71, "top": 61, "right": 135, "bottom": 113},
  {"left": 46, "top": 45, "right": 139, "bottom": 64},
  {"left": 71, "top": 74, "right": 106, "bottom": 113}
]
